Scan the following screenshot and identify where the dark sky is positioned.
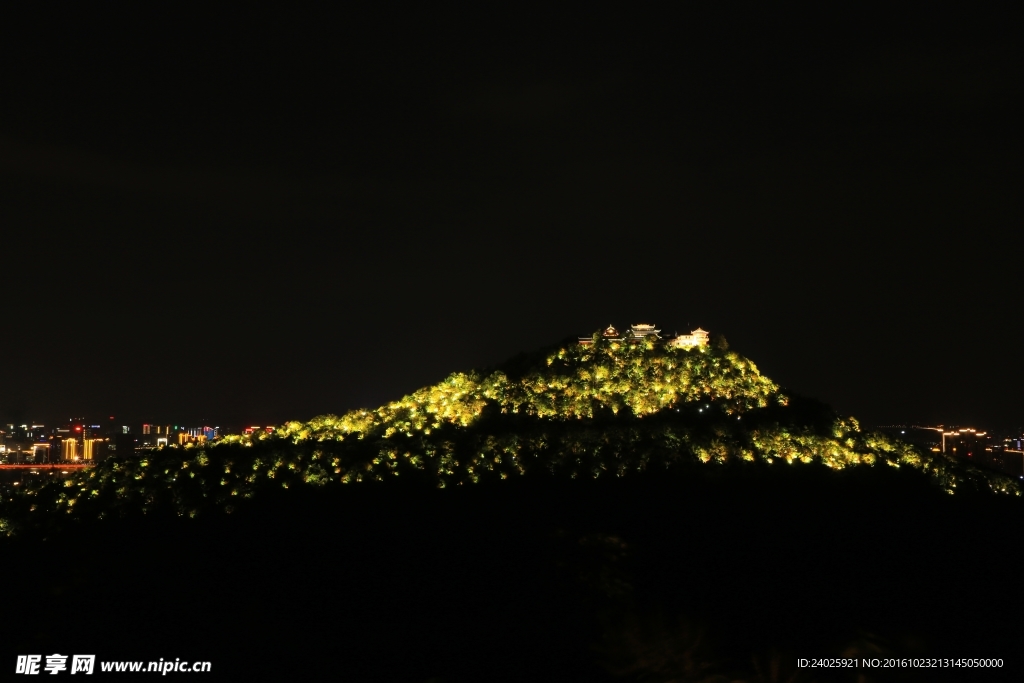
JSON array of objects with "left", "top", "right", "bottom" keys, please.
[{"left": 2, "top": 8, "right": 1021, "bottom": 430}]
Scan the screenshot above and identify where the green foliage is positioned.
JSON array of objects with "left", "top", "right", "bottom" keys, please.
[
  {"left": 1, "top": 336, "right": 1018, "bottom": 537},
  {"left": 275, "top": 336, "right": 780, "bottom": 441},
  {"left": 504, "top": 338, "right": 778, "bottom": 418}
]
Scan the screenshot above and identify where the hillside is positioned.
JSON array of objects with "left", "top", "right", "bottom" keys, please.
[
  {"left": 2, "top": 334, "right": 1017, "bottom": 538},
  {"left": 2, "top": 334, "right": 1021, "bottom": 681}
]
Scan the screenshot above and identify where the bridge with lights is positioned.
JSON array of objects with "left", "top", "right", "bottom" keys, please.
[{"left": 0, "top": 464, "right": 92, "bottom": 470}]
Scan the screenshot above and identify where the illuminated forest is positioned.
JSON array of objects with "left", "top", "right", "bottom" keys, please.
[
  {"left": 3, "top": 334, "right": 1021, "bottom": 681},
  {"left": 2, "top": 333, "right": 1017, "bottom": 537}
]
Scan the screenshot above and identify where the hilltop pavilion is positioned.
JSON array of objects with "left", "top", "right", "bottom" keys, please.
[{"left": 578, "top": 323, "right": 709, "bottom": 348}]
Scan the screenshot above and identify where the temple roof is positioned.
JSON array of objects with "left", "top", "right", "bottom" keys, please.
[{"left": 629, "top": 323, "right": 661, "bottom": 337}]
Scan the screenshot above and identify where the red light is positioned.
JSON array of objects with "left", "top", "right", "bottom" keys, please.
[{"left": 75, "top": 427, "right": 81, "bottom": 431}]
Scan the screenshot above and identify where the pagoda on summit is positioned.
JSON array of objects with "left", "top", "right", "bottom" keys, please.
[
  {"left": 628, "top": 323, "right": 661, "bottom": 339},
  {"left": 578, "top": 323, "right": 709, "bottom": 348},
  {"left": 578, "top": 324, "right": 623, "bottom": 346},
  {"left": 578, "top": 323, "right": 662, "bottom": 346}
]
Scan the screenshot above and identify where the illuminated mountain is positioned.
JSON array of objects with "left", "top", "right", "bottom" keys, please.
[{"left": 1, "top": 332, "right": 1018, "bottom": 536}]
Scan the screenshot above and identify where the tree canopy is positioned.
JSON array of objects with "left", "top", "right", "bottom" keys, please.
[{"left": 1, "top": 334, "right": 1018, "bottom": 538}]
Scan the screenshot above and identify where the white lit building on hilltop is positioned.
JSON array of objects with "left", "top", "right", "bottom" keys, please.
[
  {"left": 578, "top": 323, "right": 709, "bottom": 348},
  {"left": 668, "top": 327, "right": 709, "bottom": 348}
]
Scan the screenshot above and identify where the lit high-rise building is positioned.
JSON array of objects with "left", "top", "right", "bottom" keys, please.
[
  {"left": 943, "top": 428, "right": 987, "bottom": 457},
  {"left": 63, "top": 439, "right": 78, "bottom": 461},
  {"left": 31, "top": 443, "right": 51, "bottom": 464}
]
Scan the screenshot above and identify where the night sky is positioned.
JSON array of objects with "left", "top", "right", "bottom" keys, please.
[{"left": 2, "top": 8, "right": 1021, "bottom": 430}]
